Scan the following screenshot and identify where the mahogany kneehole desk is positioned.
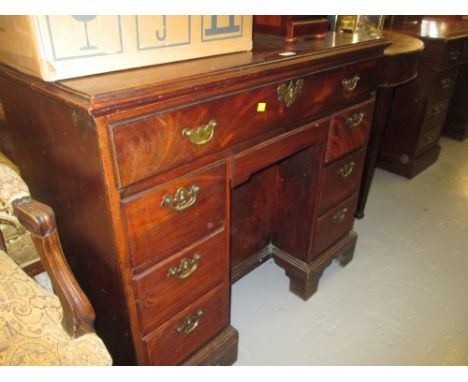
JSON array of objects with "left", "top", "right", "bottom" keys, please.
[{"left": 0, "top": 32, "right": 390, "bottom": 365}]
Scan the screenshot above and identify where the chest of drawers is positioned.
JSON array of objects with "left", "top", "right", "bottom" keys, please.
[
  {"left": 378, "top": 19, "right": 468, "bottom": 178},
  {"left": 443, "top": 36, "right": 468, "bottom": 141},
  {"left": 355, "top": 31, "right": 424, "bottom": 218},
  {"left": 0, "top": 32, "right": 388, "bottom": 365}
]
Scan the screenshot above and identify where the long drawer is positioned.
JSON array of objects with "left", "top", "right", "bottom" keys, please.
[
  {"left": 109, "top": 59, "right": 380, "bottom": 188},
  {"left": 122, "top": 161, "right": 227, "bottom": 270},
  {"left": 142, "top": 284, "right": 229, "bottom": 365},
  {"left": 325, "top": 98, "right": 375, "bottom": 162},
  {"left": 133, "top": 229, "right": 227, "bottom": 334},
  {"left": 319, "top": 147, "right": 366, "bottom": 215}
]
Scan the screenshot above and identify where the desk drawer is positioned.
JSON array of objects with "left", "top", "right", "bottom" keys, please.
[
  {"left": 442, "top": 39, "right": 466, "bottom": 67},
  {"left": 326, "top": 99, "right": 375, "bottom": 162},
  {"left": 315, "top": 194, "right": 358, "bottom": 255},
  {"left": 339, "top": 58, "right": 381, "bottom": 104},
  {"left": 133, "top": 229, "right": 227, "bottom": 334},
  {"left": 319, "top": 147, "right": 366, "bottom": 215},
  {"left": 143, "top": 284, "right": 229, "bottom": 365},
  {"left": 432, "top": 67, "right": 458, "bottom": 95},
  {"left": 416, "top": 125, "right": 441, "bottom": 155},
  {"left": 109, "top": 59, "right": 380, "bottom": 188},
  {"left": 423, "top": 97, "right": 451, "bottom": 126},
  {"left": 123, "top": 162, "right": 226, "bottom": 270},
  {"left": 110, "top": 85, "right": 287, "bottom": 188}
]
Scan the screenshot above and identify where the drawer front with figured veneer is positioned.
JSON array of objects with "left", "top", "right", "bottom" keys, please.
[
  {"left": 109, "top": 86, "right": 288, "bottom": 188},
  {"left": 319, "top": 147, "right": 366, "bottom": 214},
  {"left": 133, "top": 229, "right": 228, "bottom": 334},
  {"left": 109, "top": 59, "right": 380, "bottom": 188},
  {"left": 123, "top": 162, "right": 227, "bottom": 270},
  {"left": 315, "top": 194, "right": 359, "bottom": 255},
  {"left": 287, "top": 58, "right": 380, "bottom": 122},
  {"left": 326, "top": 99, "right": 375, "bottom": 162},
  {"left": 339, "top": 58, "right": 381, "bottom": 104},
  {"left": 142, "top": 284, "right": 229, "bottom": 365}
]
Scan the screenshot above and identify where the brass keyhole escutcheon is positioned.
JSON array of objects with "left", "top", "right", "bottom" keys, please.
[{"left": 277, "top": 79, "right": 304, "bottom": 107}]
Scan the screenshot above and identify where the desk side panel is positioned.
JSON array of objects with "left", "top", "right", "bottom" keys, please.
[{"left": 0, "top": 73, "right": 136, "bottom": 365}]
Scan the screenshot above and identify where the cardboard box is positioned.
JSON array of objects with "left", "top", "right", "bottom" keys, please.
[{"left": 0, "top": 15, "right": 253, "bottom": 81}]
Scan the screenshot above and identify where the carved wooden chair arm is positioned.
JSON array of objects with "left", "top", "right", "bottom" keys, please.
[{"left": 12, "top": 196, "right": 96, "bottom": 338}]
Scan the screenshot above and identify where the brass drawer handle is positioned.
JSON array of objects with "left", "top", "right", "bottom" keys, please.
[
  {"left": 346, "top": 112, "right": 365, "bottom": 129},
  {"left": 424, "top": 133, "right": 437, "bottom": 144},
  {"left": 448, "top": 50, "right": 461, "bottom": 62},
  {"left": 441, "top": 77, "right": 453, "bottom": 89},
  {"left": 161, "top": 184, "right": 200, "bottom": 212},
  {"left": 342, "top": 75, "right": 360, "bottom": 94},
  {"left": 338, "top": 161, "right": 355, "bottom": 178},
  {"left": 432, "top": 104, "right": 446, "bottom": 116},
  {"left": 332, "top": 208, "right": 348, "bottom": 224},
  {"left": 182, "top": 119, "right": 217, "bottom": 145},
  {"left": 277, "top": 78, "right": 304, "bottom": 107},
  {"left": 175, "top": 309, "right": 204, "bottom": 335},
  {"left": 167, "top": 253, "right": 202, "bottom": 279}
]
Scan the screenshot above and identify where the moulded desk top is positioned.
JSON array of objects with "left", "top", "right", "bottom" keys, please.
[
  {"left": 0, "top": 31, "right": 389, "bottom": 117},
  {"left": 57, "top": 32, "right": 388, "bottom": 113},
  {"left": 382, "top": 30, "right": 424, "bottom": 56},
  {"left": 389, "top": 18, "right": 468, "bottom": 41}
]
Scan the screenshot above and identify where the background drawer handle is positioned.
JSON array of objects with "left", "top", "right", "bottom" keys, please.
[
  {"left": 448, "top": 50, "right": 461, "bottom": 62},
  {"left": 332, "top": 208, "right": 348, "bottom": 223},
  {"left": 342, "top": 75, "right": 360, "bottom": 94},
  {"left": 432, "top": 104, "right": 446, "bottom": 116},
  {"left": 441, "top": 77, "right": 453, "bottom": 89},
  {"left": 175, "top": 309, "right": 204, "bottom": 335},
  {"left": 277, "top": 79, "right": 304, "bottom": 107},
  {"left": 161, "top": 184, "right": 200, "bottom": 212},
  {"left": 167, "top": 253, "right": 202, "bottom": 279},
  {"left": 424, "top": 133, "right": 437, "bottom": 144},
  {"left": 182, "top": 119, "right": 217, "bottom": 145},
  {"left": 338, "top": 161, "right": 355, "bottom": 178},
  {"left": 346, "top": 112, "right": 365, "bottom": 129}
]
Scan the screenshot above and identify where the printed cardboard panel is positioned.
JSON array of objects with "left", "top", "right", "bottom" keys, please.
[{"left": 0, "top": 15, "right": 253, "bottom": 81}]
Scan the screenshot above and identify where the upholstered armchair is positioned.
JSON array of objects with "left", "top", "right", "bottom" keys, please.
[
  {"left": 0, "top": 151, "right": 41, "bottom": 275},
  {"left": 0, "top": 196, "right": 112, "bottom": 365}
]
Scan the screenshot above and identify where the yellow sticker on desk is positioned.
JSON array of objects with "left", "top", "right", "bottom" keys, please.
[{"left": 257, "top": 102, "right": 267, "bottom": 112}]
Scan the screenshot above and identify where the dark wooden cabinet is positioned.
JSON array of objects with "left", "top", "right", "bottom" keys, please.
[
  {"left": 0, "top": 32, "right": 388, "bottom": 365},
  {"left": 378, "top": 19, "right": 468, "bottom": 178},
  {"left": 356, "top": 31, "right": 424, "bottom": 218},
  {"left": 443, "top": 59, "right": 468, "bottom": 141}
]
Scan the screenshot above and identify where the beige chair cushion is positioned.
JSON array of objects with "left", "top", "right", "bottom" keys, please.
[
  {"left": 0, "top": 156, "right": 39, "bottom": 269},
  {"left": 0, "top": 250, "right": 112, "bottom": 365}
]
